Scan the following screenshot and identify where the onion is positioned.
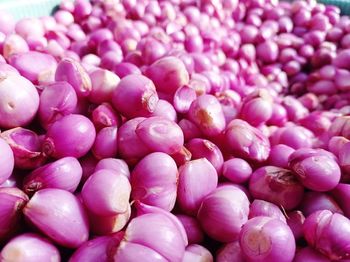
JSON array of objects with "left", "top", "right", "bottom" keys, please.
[
  {"left": 92, "top": 126, "right": 118, "bottom": 159},
  {"left": 300, "top": 191, "right": 343, "bottom": 216},
  {"left": 267, "top": 144, "right": 295, "bottom": 169},
  {"left": 82, "top": 169, "right": 131, "bottom": 216},
  {"left": 94, "top": 158, "right": 130, "bottom": 179},
  {"left": 0, "top": 138, "right": 14, "bottom": 185},
  {"left": 23, "top": 157, "right": 82, "bottom": 195},
  {"left": 91, "top": 103, "right": 121, "bottom": 131},
  {"left": 239, "top": 216, "right": 296, "bottom": 262},
  {"left": 182, "top": 244, "right": 213, "bottom": 262},
  {"left": 0, "top": 233, "right": 60, "bottom": 262},
  {"left": 111, "top": 74, "right": 159, "bottom": 118},
  {"left": 177, "top": 158, "right": 218, "bottom": 215},
  {"left": 43, "top": 114, "right": 96, "bottom": 158},
  {"left": 131, "top": 152, "right": 178, "bottom": 211},
  {"left": 303, "top": 210, "right": 350, "bottom": 260},
  {"left": 222, "top": 158, "right": 252, "bottom": 184},
  {"left": 216, "top": 241, "right": 245, "bottom": 262},
  {"left": 249, "top": 199, "right": 286, "bottom": 223},
  {"left": 197, "top": 185, "right": 249, "bottom": 242},
  {"left": 175, "top": 214, "right": 204, "bottom": 244},
  {"left": 0, "top": 73, "right": 39, "bottom": 128},
  {"left": 249, "top": 166, "right": 304, "bottom": 210},
  {"left": 293, "top": 247, "right": 329, "bottom": 262},
  {"left": 23, "top": 188, "right": 89, "bottom": 248},
  {"left": 286, "top": 210, "right": 305, "bottom": 240}
]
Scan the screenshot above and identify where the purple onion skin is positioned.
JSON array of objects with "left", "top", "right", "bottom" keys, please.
[
  {"left": 222, "top": 158, "right": 252, "bottom": 184},
  {"left": 0, "top": 187, "right": 28, "bottom": 242},
  {"left": 197, "top": 185, "right": 250, "bottom": 243},
  {"left": 111, "top": 74, "right": 159, "bottom": 119},
  {"left": 300, "top": 192, "right": 343, "bottom": 216},
  {"left": 294, "top": 247, "right": 330, "bottom": 262},
  {"left": 249, "top": 166, "right": 304, "bottom": 210},
  {"left": 0, "top": 73, "right": 39, "bottom": 129},
  {"left": 239, "top": 216, "right": 296, "bottom": 262},
  {"left": 0, "top": 233, "right": 60, "bottom": 262},
  {"left": 117, "top": 117, "right": 151, "bottom": 165},
  {"left": 175, "top": 214, "right": 204, "bottom": 244},
  {"left": 249, "top": 199, "right": 286, "bottom": 223},
  {"left": 135, "top": 116, "right": 184, "bottom": 155},
  {"left": 188, "top": 94, "right": 226, "bottom": 137},
  {"left": 177, "top": 158, "right": 218, "bottom": 216},
  {"left": 225, "top": 119, "right": 270, "bottom": 162},
  {"left": 186, "top": 138, "right": 224, "bottom": 174},
  {"left": 91, "top": 103, "right": 121, "bottom": 131},
  {"left": 43, "top": 114, "right": 96, "bottom": 159},
  {"left": 82, "top": 169, "right": 131, "bottom": 216},
  {"left": 131, "top": 152, "right": 178, "bottom": 211},
  {"left": 95, "top": 158, "right": 130, "bottom": 179},
  {"left": 331, "top": 183, "right": 350, "bottom": 219},
  {"left": 55, "top": 58, "right": 92, "bottom": 97},
  {"left": 38, "top": 81, "right": 78, "bottom": 129},
  {"left": 216, "top": 241, "right": 245, "bottom": 262},
  {"left": 23, "top": 157, "right": 82, "bottom": 195},
  {"left": 267, "top": 144, "right": 295, "bottom": 169},
  {"left": 0, "top": 138, "right": 14, "bottom": 185},
  {"left": 92, "top": 126, "right": 118, "bottom": 159},
  {"left": 69, "top": 235, "right": 120, "bottom": 262},
  {"left": 303, "top": 210, "right": 350, "bottom": 260},
  {"left": 182, "top": 244, "right": 213, "bottom": 262},
  {"left": 114, "top": 213, "right": 186, "bottom": 262},
  {"left": 288, "top": 148, "right": 341, "bottom": 192},
  {"left": 23, "top": 188, "right": 89, "bottom": 248}
]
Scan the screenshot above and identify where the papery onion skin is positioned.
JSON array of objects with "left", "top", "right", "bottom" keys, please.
[
  {"left": 0, "top": 73, "right": 39, "bottom": 129},
  {"left": 239, "top": 216, "right": 296, "bottom": 262},
  {"left": 222, "top": 158, "right": 252, "bottom": 184},
  {"left": 0, "top": 233, "right": 60, "bottom": 262},
  {"left": 197, "top": 185, "right": 250, "bottom": 242},
  {"left": 303, "top": 210, "right": 350, "bottom": 260},
  {"left": 182, "top": 244, "right": 213, "bottom": 262},
  {"left": 131, "top": 152, "right": 178, "bottom": 211},
  {"left": 91, "top": 126, "right": 118, "bottom": 160},
  {"left": 43, "top": 114, "right": 96, "bottom": 159},
  {"left": 23, "top": 188, "right": 89, "bottom": 248},
  {"left": 95, "top": 158, "right": 130, "bottom": 179},
  {"left": 0, "top": 138, "right": 14, "bottom": 185}
]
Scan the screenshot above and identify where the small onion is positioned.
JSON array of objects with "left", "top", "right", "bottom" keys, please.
[
  {"left": 82, "top": 169, "right": 131, "bottom": 216},
  {"left": 23, "top": 188, "right": 89, "bottom": 248},
  {"left": 91, "top": 103, "right": 120, "bottom": 131},
  {"left": 95, "top": 158, "right": 130, "bottom": 179},
  {"left": 239, "top": 216, "right": 296, "bottom": 262},
  {"left": 222, "top": 158, "right": 252, "bottom": 184},
  {"left": 216, "top": 241, "right": 245, "bottom": 262},
  {"left": 249, "top": 199, "right": 286, "bottom": 223},
  {"left": 92, "top": 126, "right": 118, "bottom": 159},
  {"left": 0, "top": 138, "right": 14, "bottom": 185},
  {"left": 182, "top": 244, "right": 213, "bottom": 262},
  {"left": 286, "top": 210, "right": 305, "bottom": 240},
  {"left": 0, "top": 233, "right": 60, "bottom": 262},
  {"left": 300, "top": 191, "right": 343, "bottom": 216},
  {"left": 293, "top": 247, "right": 329, "bottom": 262},
  {"left": 175, "top": 214, "right": 204, "bottom": 244},
  {"left": 43, "top": 114, "right": 96, "bottom": 158}
]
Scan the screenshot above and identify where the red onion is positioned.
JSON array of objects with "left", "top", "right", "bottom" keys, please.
[
  {"left": 55, "top": 58, "right": 92, "bottom": 97},
  {"left": 186, "top": 138, "right": 223, "bottom": 174},
  {"left": 111, "top": 74, "right": 159, "bottom": 118},
  {"left": 197, "top": 185, "right": 249, "bottom": 242},
  {"left": 249, "top": 199, "right": 286, "bottom": 223},
  {"left": 267, "top": 144, "right": 295, "bottom": 169},
  {"left": 182, "top": 244, "right": 213, "bottom": 262},
  {"left": 117, "top": 117, "right": 151, "bottom": 165},
  {"left": 23, "top": 188, "right": 89, "bottom": 248},
  {"left": 69, "top": 234, "right": 121, "bottom": 262},
  {"left": 8, "top": 51, "right": 57, "bottom": 85},
  {"left": 328, "top": 136, "right": 349, "bottom": 157},
  {"left": 43, "top": 114, "right": 96, "bottom": 158},
  {"left": 150, "top": 99, "right": 177, "bottom": 122},
  {"left": 0, "top": 138, "right": 14, "bottom": 185},
  {"left": 38, "top": 81, "right": 78, "bottom": 129},
  {"left": 23, "top": 157, "right": 82, "bottom": 195},
  {"left": 0, "top": 187, "right": 28, "bottom": 241},
  {"left": 3, "top": 34, "right": 29, "bottom": 60},
  {"left": 338, "top": 141, "right": 350, "bottom": 175},
  {"left": 88, "top": 68, "right": 120, "bottom": 104},
  {"left": 91, "top": 103, "right": 120, "bottom": 130},
  {"left": 0, "top": 73, "right": 39, "bottom": 128},
  {"left": 303, "top": 210, "right": 350, "bottom": 260},
  {"left": 216, "top": 241, "right": 245, "bottom": 262},
  {"left": 92, "top": 126, "right": 118, "bottom": 159},
  {"left": 249, "top": 166, "right": 304, "bottom": 210},
  {"left": 82, "top": 169, "right": 130, "bottom": 216},
  {"left": 177, "top": 158, "right": 218, "bottom": 215},
  {"left": 113, "top": 62, "right": 141, "bottom": 78},
  {"left": 270, "top": 125, "right": 314, "bottom": 149},
  {"left": 173, "top": 85, "right": 197, "bottom": 114},
  {"left": 294, "top": 247, "right": 330, "bottom": 262},
  {"left": 0, "top": 127, "right": 46, "bottom": 170},
  {"left": 224, "top": 119, "right": 271, "bottom": 162},
  {"left": 331, "top": 183, "right": 350, "bottom": 218},
  {"left": 113, "top": 213, "right": 186, "bottom": 261},
  {"left": 286, "top": 210, "right": 305, "bottom": 240},
  {"left": 188, "top": 94, "right": 226, "bottom": 137},
  {"left": 239, "top": 216, "right": 296, "bottom": 262},
  {"left": 222, "top": 158, "right": 252, "bottom": 184},
  {"left": 178, "top": 118, "right": 202, "bottom": 142},
  {"left": 135, "top": 116, "right": 184, "bottom": 154},
  {"left": 145, "top": 56, "right": 189, "bottom": 96},
  {"left": 131, "top": 152, "right": 178, "bottom": 211},
  {"left": 300, "top": 191, "right": 343, "bottom": 216},
  {"left": 175, "top": 214, "right": 204, "bottom": 244},
  {"left": 95, "top": 158, "right": 130, "bottom": 179},
  {"left": 0, "top": 11, "right": 15, "bottom": 34},
  {"left": 0, "top": 233, "right": 60, "bottom": 262},
  {"left": 288, "top": 148, "right": 341, "bottom": 192}
]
